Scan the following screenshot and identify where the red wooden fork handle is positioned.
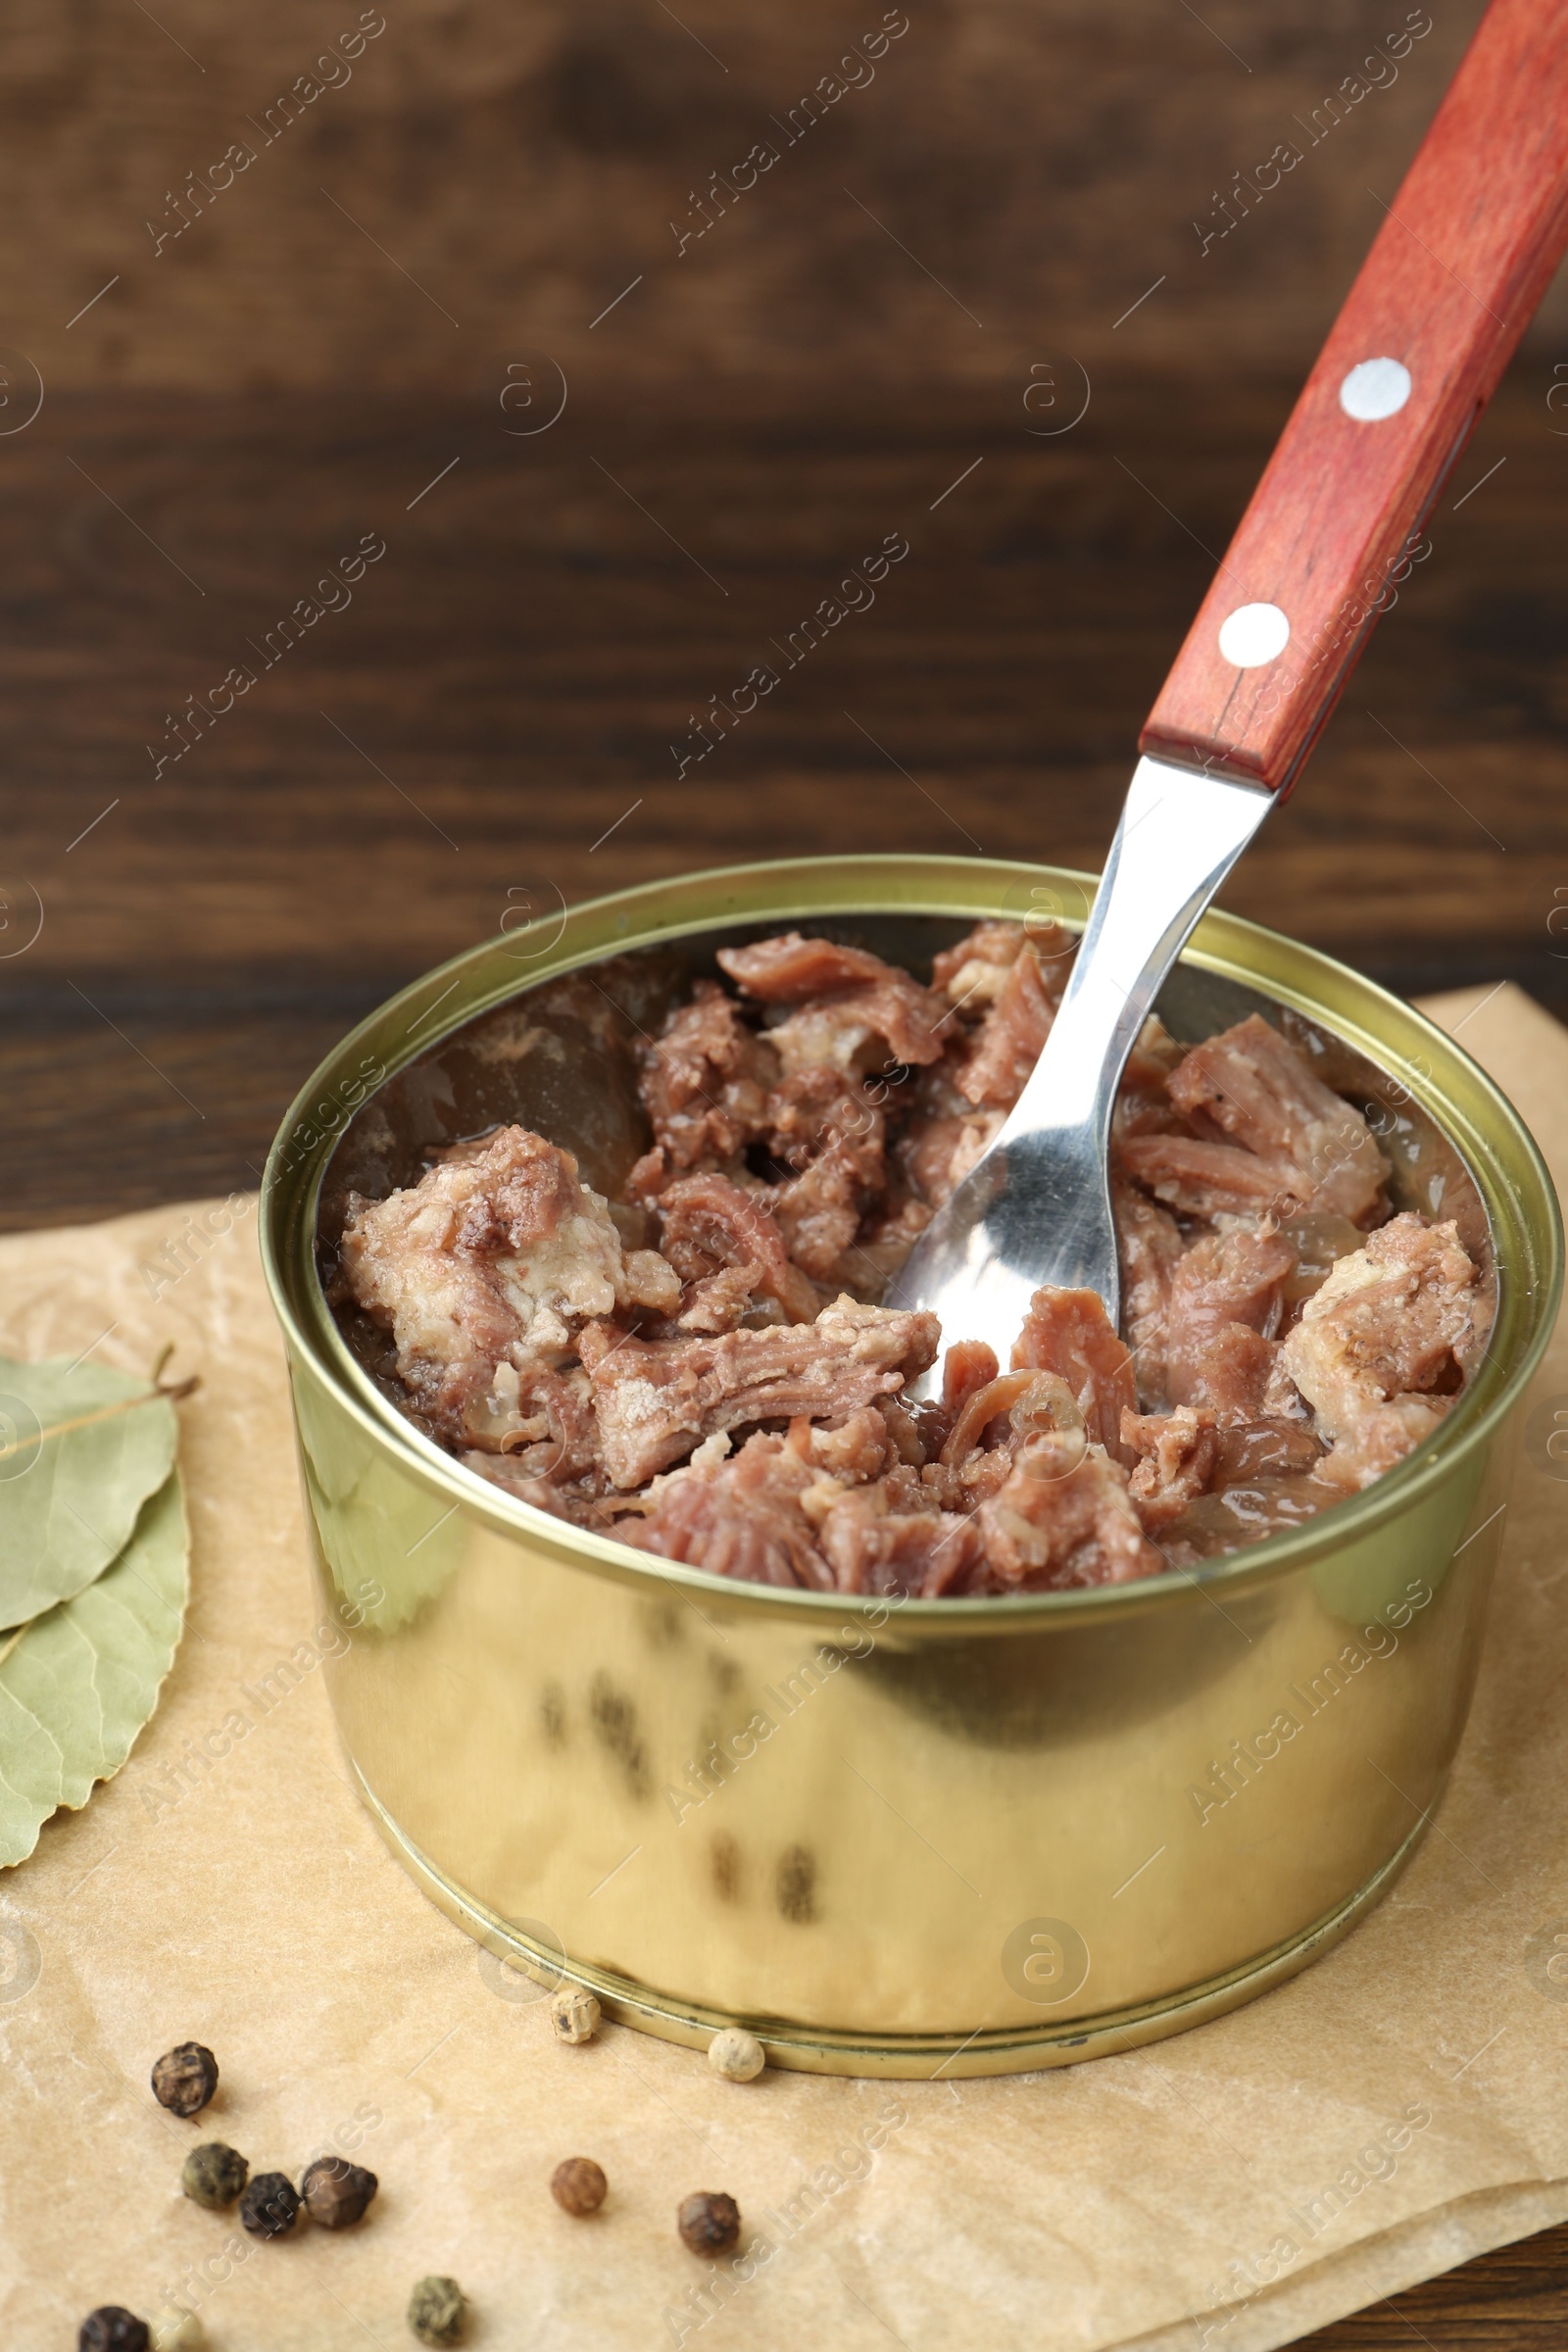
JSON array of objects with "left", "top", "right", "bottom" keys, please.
[{"left": 1140, "top": 0, "right": 1568, "bottom": 796}]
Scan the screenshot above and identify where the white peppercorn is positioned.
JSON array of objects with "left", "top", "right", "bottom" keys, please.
[
  {"left": 149, "top": 2311, "right": 206, "bottom": 2352},
  {"left": 408, "top": 2276, "right": 466, "bottom": 2345},
  {"left": 708, "top": 2028, "right": 765, "bottom": 2082},
  {"left": 550, "top": 1986, "right": 601, "bottom": 2045}
]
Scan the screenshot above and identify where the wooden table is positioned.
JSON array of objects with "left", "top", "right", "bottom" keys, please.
[{"left": 2, "top": 370, "right": 1564, "bottom": 2341}]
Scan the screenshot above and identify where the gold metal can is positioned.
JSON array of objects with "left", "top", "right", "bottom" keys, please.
[{"left": 261, "top": 857, "right": 1561, "bottom": 2077}]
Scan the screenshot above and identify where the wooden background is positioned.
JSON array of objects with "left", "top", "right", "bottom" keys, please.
[
  {"left": 24, "top": 0, "right": 1559, "bottom": 396},
  {"left": 4, "top": 2, "right": 1568, "bottom": 2336}
]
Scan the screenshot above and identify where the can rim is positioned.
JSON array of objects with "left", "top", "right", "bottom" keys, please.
[{"left": 261, "top": 853, "right": 1564, "bottom": 1627}]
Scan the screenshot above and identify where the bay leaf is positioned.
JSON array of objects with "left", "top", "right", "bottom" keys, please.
[
  {"left": 0, "top": 1472, "right": 189, "bottom": 1868},
  {"left": 0, "top": 1355, "right": 177, "bottom": 1626}
]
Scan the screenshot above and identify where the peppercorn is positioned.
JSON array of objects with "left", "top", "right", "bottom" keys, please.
[
  {"left": 550, "top": 1986, "right": 601, "bottom": 2045},
  {"left": 677, "top": 2190, "right": 741, "bottom": 2256},
  {"left": 407, "top": 2276, "right": 466, "bottom": 2346},
  {"left": 300, "top": 2154, "right": 379, "bottom": 2230},
  {"left": 707, "top": 2028, "right": 765, "bottom": 2082},
  {"left": 238, "top": 2170, "right": 300, "bottom": 2239},
  {"left": 180, "top": 2141, "right": 248, "bottom": 2211},
  {"left": 78, "top": 2313, "right": 149, "bottom": 2352},
  {"left": 551, "top": 2156, "right": 608, "bottom": 2216},
  {"left": 150, "top": 2042, "right": 219, "bottom": 2120},
  {"left": 149, "top": 2311, "right": 206, "bottom": 2351}
]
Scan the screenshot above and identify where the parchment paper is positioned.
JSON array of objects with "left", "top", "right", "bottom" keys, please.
[{"left": 2, "top": 982, "right": 1566, "bottom": 2352}]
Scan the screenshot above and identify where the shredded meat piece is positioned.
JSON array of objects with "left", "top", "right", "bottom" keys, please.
[
  {"left": 620, "top": 1431, "right": 834, "bottom": 1589},
  {"left": 817, "top": 1487, "right": 983, "bottom": 1597},
  {"left": 1121, "top": 1406, "right": 1220, "bottom": 1533},
  {"left": 768, "top": 1155, "right": 861, "bottom": 1285},
  {"left": 717, "top": 933, "right": 946, "bottom": 1072},
  {"left": 876, "top": 1395, "right": 927, "bottom": 1466},
  {"left": 799, "top": 1406, "right": 895, "bottom": 1484},
  {"left": 673, "top": 1265, "right": 763, "bottom": 1334},
  {"left": 622, "top": 1406, "right": 992, "bottom": 1596},
  {"left": 1118, "top": 1133, "right": 1305, "bottom": 1221},
  {"left": 944, "top": 1338, "right": 1001, "bottom": 1414},
  {"left": 637, "top": 980, "right": 778, "bottom": 1169},
  {"left": 759, "top": 1066, "right": 889, "bottom": 1287},
  {"left": 1177, "top": 1325, "right": 1281, "bottom": 1422},
  {"left": 955, "top": 1443, "right": 1025, "bottom": 1510},
  {"left": 975, "top": 1438, "right": 1164, "bottom": 1591},
  {"left": 765, "top": 1066, "right": 886, "bottom": 1179},
  {"left": 1161, "top": 1230, "right": 1296, "bottom": 1416},
  {"left": 1010, "top": 1287, "right": 1138, "bottom": 1461},
  {"left": 340, "top": 1125, "right": 680, "bottom": 1446},
  {"left": 1314, "top": 1396, "right": 1450, "bottom": 1491},
  {"left": 655, "top": 1170, "right": 819, "bottom": 1323},
  {"left": 896, "top": 1089, "right": 1004, "bottom": 1209},
  {"left": 940, "top": 1370, "right": 1042, "bottom": 1468},
  {"left": 718, "top": 933, "right": 904, "bottom": 999},
  {"left": 1113, "top": 1178, "right": 1184, "bottom": 1405},
  {"left": 1279, "top": 1213, "right": 1482, "bottom": 1490},
  {"left": 463, "top": 1447, "right": 609, "bottom": 1527},
  {"left": 932, "top": 919, "right": 1026, "bottom": 1000},
  {"left": 1113, "top": 1018, "right": 1188, "bottom": 1147},
  {"left": 485, "top": 1365, "right": 602, "bottom": 1479},
  {"left": 955, "top": 942, "right": 1061, "bottom": 1109},
  {"left": 581, "top": 1296, "right": 941, "bottom": 1489},
  {"left": 623, "top": 1147, "right": 672, "bottom": 1207},
  {"left": 1122, "top": 1014, "right": 1185, "bottom": 1096},
  {"left": 906, "top": 1338, "right": 1000, "bottom": 1462},
  {"left": 853, "top": 1194, "right": 934, "bottom": 1288},
  {"left": 1166, "top": 1013, "right": 1389, "bottom": 1222},
  {"left": 932, "top": 916, "right": 1074, "bottom": 1003}
]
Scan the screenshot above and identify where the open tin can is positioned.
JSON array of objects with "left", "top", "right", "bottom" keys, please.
[{"left": 261, "top": 857, "right": 1561, "bottom": 2077}]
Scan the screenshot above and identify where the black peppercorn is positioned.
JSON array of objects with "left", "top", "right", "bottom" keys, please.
[
  {"left": 238, "top": 2170, "right": 300, "bottom": 2239},
  {"left": 551, "top": 2156, "right": 608, "bottom": 2216},
  {"left": 301, "top": 2154, "right": 379, "bottom": 2229},
  {"left": 677, "top": 2190, "right": 741, "bottom": 2256},
  {"left": 181, "top": 2141, "right": 248, "bottom": 2210},
  {"left": 150, "top": 2042, "right": 219, "bottom": 2120},
  {"left": 407, "top": 2275, "right": 466, "bottom": 2345},
  {"left": 78, "top": 2312, "right": 150, "bottom": 2352}
]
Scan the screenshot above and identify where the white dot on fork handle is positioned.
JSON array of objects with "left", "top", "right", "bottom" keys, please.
[
  {"left": 1218, "top": 602, "right": 1290, "bottom": 667},
  {"left": 1339, "top": 357, "right": 1412, "bottom": 421}
]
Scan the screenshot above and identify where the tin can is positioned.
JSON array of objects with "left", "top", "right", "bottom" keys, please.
[{"left": 261, "top": 857, "right": 1561, "bottom": 2077}]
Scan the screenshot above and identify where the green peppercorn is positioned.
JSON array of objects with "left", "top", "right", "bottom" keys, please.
[
  {"left": 78, "top": 2313, "right": 149, "bottom": 2352},
  {"left": 150, "top": 2043, "right": 219, "bottom": 2120},
  {"left": 677, "top": 2190, "right": 741, "bottom": 2256},
  {"left": 238, "top": 2171, "right": 299, "bottom": 2239},
  {"left": 407, "top": 2276, "right": 466, "bottom": 2345},
  {"left": 301, "top": 2155, "right": 378, "bottom": 2229},
  {"left": 180, "top": 2142, "right": 248, "bottom": 2211}
]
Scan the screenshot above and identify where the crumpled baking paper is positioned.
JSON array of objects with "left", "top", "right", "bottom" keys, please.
[{"left": 0, "top": 983, "right": 1564, "bottom": 2352}]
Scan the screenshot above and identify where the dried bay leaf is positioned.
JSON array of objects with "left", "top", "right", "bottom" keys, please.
[
  {"left": 0, "top": 1472, "right": 188, "bottom": 1867},
  {"left": 0, "top": 1355, "right": 177, "bottom": 1626}
]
